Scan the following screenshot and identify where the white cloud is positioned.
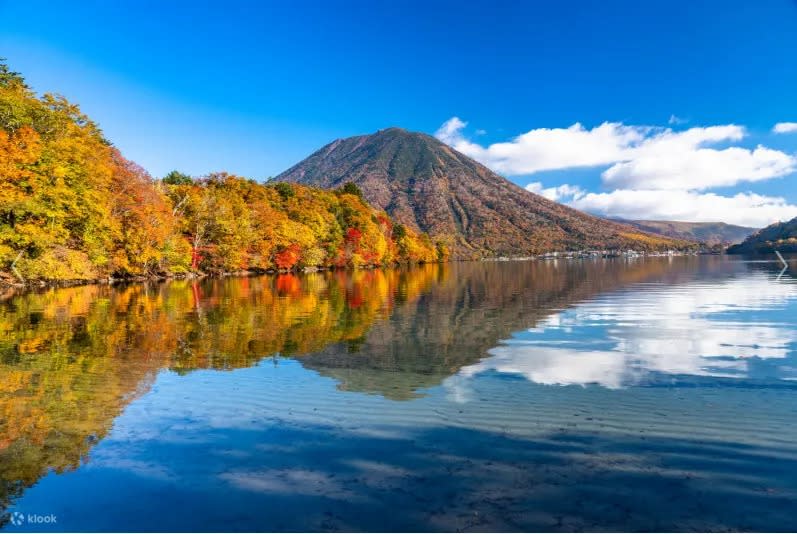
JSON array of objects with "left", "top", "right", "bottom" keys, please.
[
  {"left": 569, "top": 189, "right": 797, "bottom": 228},
  {"left": 668, "top": 114, "right": 688, "bottom": 125},
  {"left": 435, "top": 117, "right": 797, "bottom": 226},
  {"left": 437, "top": 119, "right": 647, "bottom": 175},
  {"left": 436, "top": 118, "right": 796, "bottom": 190},
  {"left": 525, "top": 182, "right": 585, "bottom": 201},
  {"left": 602, "top": 140, "right": 794, "bottom": 190},
  {"left": 435, "top": 116, "right": 468, "bottom": 145},
  {"left": 773, "top": 122, "right": 797, "bottom": 134}
]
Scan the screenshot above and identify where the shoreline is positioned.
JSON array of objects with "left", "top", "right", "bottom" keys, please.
[
  {"left": 0, "top": 249, "right": 714, "bottom": 293},
  {"left": 0, "top": 261, "right": 444, "bottom": 292}
]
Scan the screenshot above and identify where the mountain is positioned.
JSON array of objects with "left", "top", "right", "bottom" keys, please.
[
  {"left": 727, "top": 216, "right": 797, "bottom": 254},
  {"left": 616, "top": 220, "right": 757, "bottom": 246},
  {"left": 276, "top": 127, "right": 690, "bottom": 257}
]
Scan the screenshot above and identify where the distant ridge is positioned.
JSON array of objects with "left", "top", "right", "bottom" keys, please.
[
  {"left": 614, "top": 219, "right": 757, "bottom": 246},
  {"left": 276, "top": 127, "right": 691, "bottom": 257},
  {"left": 727, "top": 216, "right": 797, "bottom": 254}
]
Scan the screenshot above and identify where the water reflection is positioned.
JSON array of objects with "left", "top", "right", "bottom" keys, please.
[
  {"left": 0, "top": 268, "right": 439, "bottom": 523},
  {"left": 299, "top": 257, "right": 695, "bottom": 398},
  {"left": 1, "top": 257, "right": 795, "bottom": 530},
  {"left": 451, "top": 263, "right": 797, "bottom": 391}
]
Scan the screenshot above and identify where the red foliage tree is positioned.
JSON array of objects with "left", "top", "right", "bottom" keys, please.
[
  {"left": 345, "top": 227, "right": 362, "bottom": 246},
  {"left": 274, "top": 243, "right": 301, "bottom": 270}
]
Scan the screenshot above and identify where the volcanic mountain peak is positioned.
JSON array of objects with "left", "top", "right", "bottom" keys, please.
[{"left": 276, "top": 128, "right": 691, "bottom": 257}]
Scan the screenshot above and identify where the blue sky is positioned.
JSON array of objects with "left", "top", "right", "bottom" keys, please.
[{"left": 1, "top": 0, "right": 796, "bottom": 226}]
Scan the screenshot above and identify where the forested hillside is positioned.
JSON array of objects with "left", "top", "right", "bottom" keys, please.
[
  {"left": 0, "top": 62, "right": 441, "bottom": 284},
  {"left": 727, "top": 216, "right": 797, "bottom": 254},
  {"left": 617, "top": 220, "right": 756, "bottom": 246}
]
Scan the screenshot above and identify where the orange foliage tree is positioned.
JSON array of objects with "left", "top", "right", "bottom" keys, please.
[{"left": 0, "top": 60, "right": 442, "bottom": 282}]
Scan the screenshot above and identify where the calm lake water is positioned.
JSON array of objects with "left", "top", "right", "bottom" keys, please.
[{"left": 1, "top": 256, "right": 796, "bottom": 532}]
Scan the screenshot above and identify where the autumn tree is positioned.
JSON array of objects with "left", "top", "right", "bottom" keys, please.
[{"left": 0, "top": 60, "right": 442, "bottom": 282}]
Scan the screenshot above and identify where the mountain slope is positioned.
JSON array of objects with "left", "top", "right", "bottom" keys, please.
[
  {"left": 616, "top": 220, "right": 757, "bottom": 246},
  {"left": 727, "top": 216, "right": 797, "bottom": 254},
  {"left": 276, "top": 128, "right": 690, "bottom": 257}
]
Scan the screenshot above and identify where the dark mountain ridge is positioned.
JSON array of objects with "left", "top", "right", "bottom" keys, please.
[
  {"left": 727, "top": 216, "right": 797, "bottom": 254},
  {"left": 277, "top": 127, "right": 690, "bottom": 257}
]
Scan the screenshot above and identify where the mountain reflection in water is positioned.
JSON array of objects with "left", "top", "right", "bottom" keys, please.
[{"left": 1, "top": 256, "right": 795, "bottom": 531}]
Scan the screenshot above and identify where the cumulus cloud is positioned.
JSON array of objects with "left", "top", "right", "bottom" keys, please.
[
  {"left": 436, "top": 118, "right": 646, "bottom": 175},
  {"left": 436, "top": 117, "right": 796, "bottom": 190},
  {"left": 773, "top": 122, "right": 797, "bottom": 134},
  {"left": 435, "top": 117, "right": 797, "bottom": 226},
  {"left": 569, "top": 189, "right": 797, "bottom": 228},
  {"left": 525, "top": 182, "right": 585, "bottom": 201},
  {"left": 435, "top": 116, "right": 468, "bottom": 145},
  {"left": 602, "top": 139, "right": 794, "bottom": 190},
  {"left": 668, "top": 114, "right": 688, "bottom": 125}
]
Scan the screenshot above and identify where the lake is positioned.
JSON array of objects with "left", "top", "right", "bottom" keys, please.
[{"left": 1, "top": 256, "right": 795, "bottom": 532}]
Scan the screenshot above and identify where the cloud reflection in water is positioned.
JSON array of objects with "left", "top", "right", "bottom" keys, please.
[{"left": 449, "top": 273, "right": 797, "bottom": 392}]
